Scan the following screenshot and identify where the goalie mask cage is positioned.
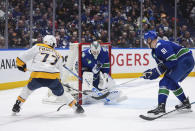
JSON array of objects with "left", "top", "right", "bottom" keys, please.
[{"left": 65, "top": 42, "right": 111, "bottom": 105}]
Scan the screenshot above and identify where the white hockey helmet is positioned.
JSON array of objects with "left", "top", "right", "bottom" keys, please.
[
  {"left": 90, "top": 41, "right": 101, "bottom": 59},
  {"left": 43, "top": 35, "right": 57, "bottom": 48}
]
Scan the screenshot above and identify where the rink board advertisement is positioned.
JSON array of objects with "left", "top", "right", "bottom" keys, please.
[
  {"left": 0, "top": 48, "right": 195, "bottom": 90},
  {"left": 111, "top": 49, "right": 156, "bottom": 78}
]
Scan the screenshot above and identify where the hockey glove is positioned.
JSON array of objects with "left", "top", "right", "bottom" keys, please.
[
  {"left": 92, "top": 62, "right": 102, "bottom": 74},
  {"left": 17, "top": 64, "right": 27, "bottom": 72},
  {"left": 143, "top": 68, "right": 160, "bottom": 80}
]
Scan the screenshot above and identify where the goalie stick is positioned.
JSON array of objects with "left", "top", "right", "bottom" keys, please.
[
  {"left": 139, "top": 101, "right": 195, "bottom": 121},
  {"left": 63, "top": 84, "right": 110, "bottom": 100}
]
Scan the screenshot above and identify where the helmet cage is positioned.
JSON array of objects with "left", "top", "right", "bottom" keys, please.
[{"left": 90, "top": 41, "right": 101, "bottom": 59}]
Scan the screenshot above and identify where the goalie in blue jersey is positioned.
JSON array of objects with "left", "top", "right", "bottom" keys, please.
[
  {"left": 81, "top": 41, "right": 124, "bottom": 104},
  {"left": 143, "top": 31, "right": 195, "bottom": 115}
]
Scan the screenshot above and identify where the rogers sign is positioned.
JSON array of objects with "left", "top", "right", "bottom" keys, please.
[
  {"left": 111, "top": 49, "right": 156, "bottom": 73},
  {"left": 111, "top": 53, "right": 149, "bottom": 66}
]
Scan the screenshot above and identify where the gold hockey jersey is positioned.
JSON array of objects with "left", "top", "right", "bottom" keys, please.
[{"left": 16, "top": 43, "right": 65, "bottom": 79}]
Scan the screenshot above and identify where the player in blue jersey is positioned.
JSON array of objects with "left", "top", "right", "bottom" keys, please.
[
  {"left": 143, "top": 31, "right": 195, "bottom": 115},
  {"left": 82, "top": 41, "right": 110, "bottom": 89},
  {"left": 81, "top": 41, "right": 124, "bottom": 104}
]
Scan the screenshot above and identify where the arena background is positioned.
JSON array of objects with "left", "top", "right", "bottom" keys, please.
[{"left": 0, "top": 0, "right": 195, "bottom": 90}]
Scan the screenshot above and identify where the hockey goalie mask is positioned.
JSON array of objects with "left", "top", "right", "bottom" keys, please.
[
  {"left": 43, "top": 35, "right": 57, "bottom": 48},
  {"left": 90, "top": 41, "right": 101, "bottom": 59}
]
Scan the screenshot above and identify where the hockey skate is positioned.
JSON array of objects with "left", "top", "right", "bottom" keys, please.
[
  {"left": 12, "top": 100, "right": 21, "bottom": 114},
  {"left": 175, "top": 98, "right": 192, "bottom": 112},
  {"left": 147, "top": 103, "right": 166, "bottom": 115},
  {"left": 74, "top": 102, "right": 84, "bottom": 113}
]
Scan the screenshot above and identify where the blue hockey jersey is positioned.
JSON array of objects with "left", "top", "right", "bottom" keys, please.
[
  {"left": 152, "top": 40, "right": 192, "bottom": 70},
  {"left": 82, "top": 47, "right": 110, "bottom": 74},
  {"left": 81, "top": 47, "right": 110, "bottom": 89}
]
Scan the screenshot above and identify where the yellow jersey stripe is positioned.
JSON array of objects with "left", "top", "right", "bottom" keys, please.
[{"left": 30, "top": 72, "right": 60, "bottom": 79}]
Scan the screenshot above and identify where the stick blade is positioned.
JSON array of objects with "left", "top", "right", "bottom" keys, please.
[
  {"left": 139, "top": 114, "right": 157, "bottom": 121},
  {"left": 57, "top": 103, "right": 66, "bottom": 111},
  {"left": 91, "top": 92, "right": 110, "bottom": 100}
]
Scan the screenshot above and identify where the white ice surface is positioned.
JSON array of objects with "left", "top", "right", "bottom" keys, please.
[{"left": 0, "top": 77, "right": 195, "bottom": 131}]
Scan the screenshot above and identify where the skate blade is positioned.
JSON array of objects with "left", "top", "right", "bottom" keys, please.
[{"left": 177, "top": 108, "right": 193, "bottom": 113}]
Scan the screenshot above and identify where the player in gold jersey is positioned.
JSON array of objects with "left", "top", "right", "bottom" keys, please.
[{"left": 12, "top": 35, "right": 84, "bottom": 115}]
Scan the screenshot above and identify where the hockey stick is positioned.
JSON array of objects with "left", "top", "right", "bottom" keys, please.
[
  {"left": 116, "top": 76, "right": 144, "bottom": 87},
  {"left": 139, "top": 101, "right": 195, "bottom": 121},
  {"left": 57, "top": 103, "right": 67, "bottom": 111},
  {"left": 62, "top": 65, "right": 111, "bottom": 102},
  {"left": 63, "top": 83, "right": 110, "bottom": 100}
]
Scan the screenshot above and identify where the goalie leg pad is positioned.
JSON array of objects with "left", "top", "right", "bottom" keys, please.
[
  {"left": 82, "top": 95, "right": 101, "bottom": 105},
  {"left": 82, "top": 72, "right": 94, "bottom": 90},
  {"left": 98, "top": 72, "right": 116, "bottom": 90},
  {"left": 105, "top": 89, "right": 121, "bottom": 102}
]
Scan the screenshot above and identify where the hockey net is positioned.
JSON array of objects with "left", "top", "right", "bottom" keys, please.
[{"left": 43, "top": 42, "right": 111, "bottom": 105}]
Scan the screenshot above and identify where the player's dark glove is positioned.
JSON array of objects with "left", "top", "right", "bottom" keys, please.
[
  {"left": 143, "top": 68, "right": 160, "bottom": 80},
  {"left": 143, "top": 62, "right": 167, "bottom": 80},
  {"left": 17, "top": 64, "right": 27, "bottom": 72},
  {"left": 92, "top": 61, "right": 102, "bottom": 74}
]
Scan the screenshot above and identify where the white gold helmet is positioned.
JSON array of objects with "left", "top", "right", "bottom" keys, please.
[
  {"left": 43, "top": 35, "right": 57, "bottom": 48},
  {"left": 90, "top": 41, "right": 101, "bottom": 59}
]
